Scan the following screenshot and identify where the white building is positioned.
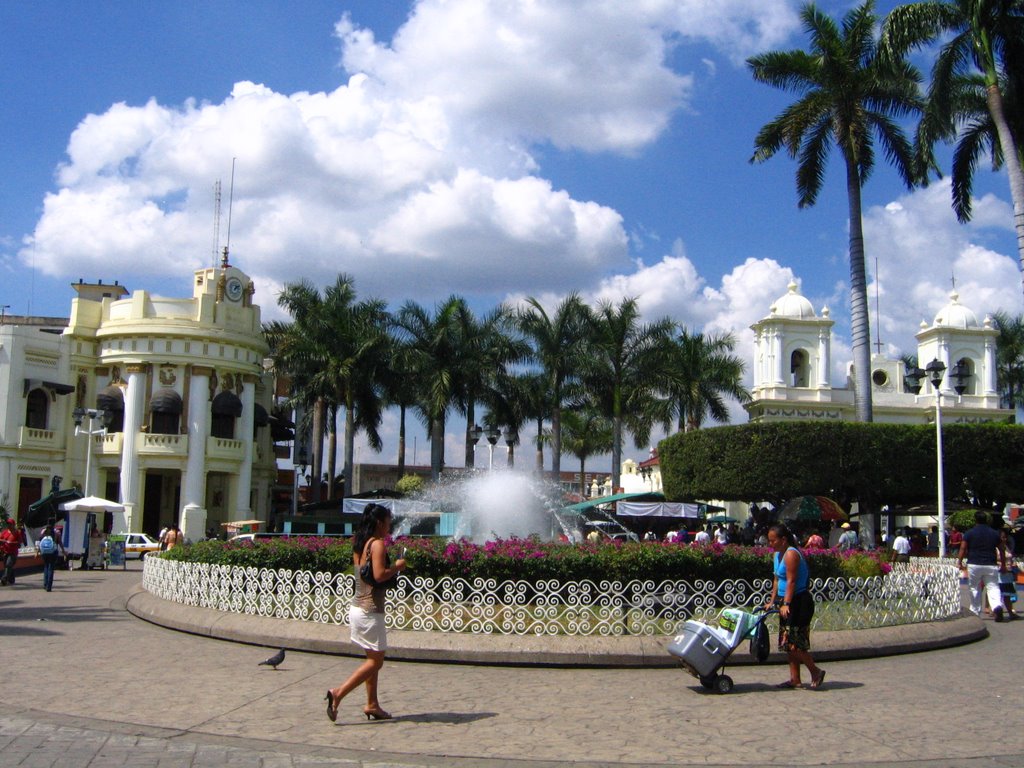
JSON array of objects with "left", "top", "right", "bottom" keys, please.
[
  {"left": 0, "top": 256, "right": 279, "bottom": 541},
  {"left": 746, "top": 282, "right": 1009, "bottom": 425}
]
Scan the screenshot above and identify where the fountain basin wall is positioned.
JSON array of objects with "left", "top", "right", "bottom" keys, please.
[{"left": 142, "top": 557, "right": 961, "bottom": 636}]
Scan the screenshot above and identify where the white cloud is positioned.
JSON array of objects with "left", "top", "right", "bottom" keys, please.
[{"left": 864, "top": 180, "right": 1021, "bottom": 357}]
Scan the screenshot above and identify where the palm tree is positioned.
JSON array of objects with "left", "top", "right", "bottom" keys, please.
[
  {"left": 913, "top": 65, "right": 1024, "bottom": 223},
  {"left": 273, "top": 275, "right": 389, "bottom": 499},
  {"left": 517, "top": 295, "right": 589, "bottom": 480},
  {"left": 884, "top": 0, "right": 1024, "bottom": 289},
  {"left": 664, "top": 328, "right": 750, "bottom": 432},
  {"left": 478, "top": 370, "right": 534, "bottom": 468},
  {"left": 580, "top": 297, "right": 675, "bottom": 491},
  {"left": 378, "top": 333, "right": 424, "bottom": 476},
  {"left": 749, "top": 0, "right": 923, "bottom": 423},
  {"left": 393, "top": 296, "right": 467, "bottom": 480},
  {"left": 456, "top": 303, "right": 529, "bottom": 468},
  {"left": 993, "top": 310, "right": 1024, "bottom": 408},
  {"left": 560, "top": 407, "right": 614, "bottom": 498}
]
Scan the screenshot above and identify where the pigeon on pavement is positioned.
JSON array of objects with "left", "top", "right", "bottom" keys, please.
[{"left": 259, "top": 648, "right": 286, "bottom": 669}]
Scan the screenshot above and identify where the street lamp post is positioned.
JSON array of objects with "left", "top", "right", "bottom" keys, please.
[
  {"left": 72, "top": 408, "right": 109, "bottom": 497},
  {"left": 468, "top": 424, "right": 483, "bottom": 468},
  {"left": 503, "top": 428, "right": 518, "bottom": 468},
  {"left": 485, "top": 427, "right": 501, "bottom": 470},
  {"left": 904, "top": 359, "right": 968, "bottom": 559}
]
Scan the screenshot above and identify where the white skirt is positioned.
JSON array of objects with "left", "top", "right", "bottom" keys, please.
[{"left": 348, "top": 606, "right": 387, "bottom": 651}]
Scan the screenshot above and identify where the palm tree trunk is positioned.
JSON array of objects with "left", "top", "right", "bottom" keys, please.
[
  {"left": 846, "top": 155, "right": 874, "bottom": 423},
  {"left": 311, "top": 397, "right": 325, "bottom": 503},
  {"left": 430, "top": 414, "right": 445, "bottom": 480},
  {"left": 534, "top": 416, "right": 544, "bottom": 472},
  {"left": 579, "top": 457, "right": 587, "bottom": 498},
  {"left": 611, "top": 415, "right": 623, "bottom": 492},
  {"left": 342, "top": 398, "right": 355, "bottom": 499},
  {"left": 327, "top": 405, "right": 338, "bottom": 500},
  {"left": 465, "top": 401, "right": 476, "bottom": 468},
  {"left": 397, "top": 405, "right": 407, "bottom": 475},
  {"left": 551, "top": 404, "right": 561, "bottom": 479},
  {"left": 986, "top": 83, "right": 1024, "bottom": 297}
]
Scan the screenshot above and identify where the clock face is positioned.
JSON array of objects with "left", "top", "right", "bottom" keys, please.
[{"left": 226, "top": 277, "right": 243, "bottom": 302}]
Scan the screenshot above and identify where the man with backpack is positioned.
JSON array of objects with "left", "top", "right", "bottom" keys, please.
[{"left": 36, "top": 521, "right": 66, "bottom": 592}]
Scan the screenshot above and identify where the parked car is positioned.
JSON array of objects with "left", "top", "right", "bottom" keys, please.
[{"left": 123, "top": 532, "right": 162, "bottom": 559}]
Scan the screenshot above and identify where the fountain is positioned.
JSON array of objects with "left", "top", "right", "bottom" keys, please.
[{"left": 392, "top": 469, "right": 585, "bottom": 543}]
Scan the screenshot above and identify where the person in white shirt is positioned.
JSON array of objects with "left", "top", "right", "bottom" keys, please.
[
  {"left": 891, "top": 529, "right": 911, "bottom": 563},
  {"left": 694, "top": 528, "right": 711, "bottom": 546},
  {"left": 837, "top": 523, "right": 859, "bottom": 551},
  {"left": 714, "top": 526, "right": 729, "bottom": 545}
]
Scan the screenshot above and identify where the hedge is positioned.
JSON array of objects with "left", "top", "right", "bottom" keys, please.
[{"left": 158, "top": 535, "right": 888, "bottom": 584}]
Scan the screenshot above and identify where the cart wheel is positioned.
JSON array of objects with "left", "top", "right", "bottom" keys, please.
[
  {"left": 715, "top": 675, "right": 734, "bottom": 694},
  {"left": 699, "top": 674, "right": 717, "bottom": 690}
]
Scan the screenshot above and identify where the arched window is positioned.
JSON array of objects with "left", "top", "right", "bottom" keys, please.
[
  {"left": 211, "top": 391, "right": 242, "bottom": 439},
  {"left": 26, "top": 388, "right": 48, "bottom": 430},
  {"left": 790, "top": 349, "right": 810, "bottom": 388},
  {"left": 955, "top": 357, "right": 976, "bottom": 395},
  {"left": 150, "top": 389, "right": 182, "bottom": 435},
  {"left": 96, "top": 385, "right": 125, "bottom": 433}
]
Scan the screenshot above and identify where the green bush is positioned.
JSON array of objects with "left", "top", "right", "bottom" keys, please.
[{"left": 158, "top": 536, "right": 886, "bottom": 584}]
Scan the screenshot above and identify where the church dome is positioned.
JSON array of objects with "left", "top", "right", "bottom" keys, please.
[
  {"left": 770, "top": 281, "right": 816, "bottom": 319},
  {"left": 933, "top": 291, "right": 979, "bottom": 329}
]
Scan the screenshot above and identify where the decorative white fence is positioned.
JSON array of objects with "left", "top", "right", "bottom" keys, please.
[{"left": 142, "top": 557, "right": 962, "bottom": 636}]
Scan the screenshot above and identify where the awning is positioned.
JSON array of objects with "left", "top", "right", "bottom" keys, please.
[
  {"left": 212, "top": 391, "right": 243, "bottom": 416},
  {"left": 23, "top": 378, "right": 75, "bottom": 397},
  {"left": 25, "top": 488, "right": 84, "bottom": 527},
  {"left": 560, "top": 491, "right": 665, "bottom": 514},
  {"left": 254, "top": 403, "right": 270, "bottom": 426},
  {"left": 96, "top": 385, "right": 125, "bottom": 411},
  {"left": 150, "top": 388, "right": 183, "bottom": 414},
  {"left": 617, "top": 501, "right": 702, "bottom": 518}
]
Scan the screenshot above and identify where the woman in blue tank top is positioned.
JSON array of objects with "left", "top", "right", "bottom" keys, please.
[{"left": 766, "top": 523, "right": 825, "bottom": 689}]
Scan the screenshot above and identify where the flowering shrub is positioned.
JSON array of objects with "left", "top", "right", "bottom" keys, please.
[{"left": 160, "top": 536, "right": 888, "bottom": 583}]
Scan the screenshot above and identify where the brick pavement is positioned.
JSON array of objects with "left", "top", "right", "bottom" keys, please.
[{"left": 0, "top": 564, "right": 1021, "bottom": 768}]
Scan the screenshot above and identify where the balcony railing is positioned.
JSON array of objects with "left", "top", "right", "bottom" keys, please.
[
  {"left": 18, "top": 426, "right": 58, "bottom": 450},
  {"left": 96, "top": 431, "right": 124, "bottom": 455},
  {"left": 207, "top": 436, "right": 244, "bottom": 461},
  {"left": 138, "top": 433, "right": 188, "bottom": 457}
]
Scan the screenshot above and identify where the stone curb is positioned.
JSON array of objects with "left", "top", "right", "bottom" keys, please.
[{"left": 126, "top": 586, "right": 987, "bottom": 667}]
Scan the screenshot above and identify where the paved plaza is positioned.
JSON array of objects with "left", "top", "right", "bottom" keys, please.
[{"left": 1, "top": 564, "right": 1022, "bottom": 768}]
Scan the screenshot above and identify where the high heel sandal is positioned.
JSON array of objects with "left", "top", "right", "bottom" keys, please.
[
  {"left": 364, "top": 707, "right": 392, "bottom": 721},
  {"left": 325, "top": 690, "right": 338, "bottom": 722}
]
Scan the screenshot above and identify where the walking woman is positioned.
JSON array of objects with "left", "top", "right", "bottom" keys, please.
[
  {"left": 36, "top": 522, "right": 65, "bottom": 592},
  {"left": 766, "top": 523, "right": 826, "bottom": 689},
  {"left": 325, "top": 503, "right": 406, "bottom": 722}
]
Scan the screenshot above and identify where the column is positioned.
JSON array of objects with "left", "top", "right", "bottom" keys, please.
[
  {"left": 772, "top": 328, "right": 784, "bottom": 385},
  {"left": 183, "top": 366, "right": 211, "bottom": 512},
  {"left": 118, "top": 363, "right": 148, "bottom": 529},
  {"left": 983, "top": 334, "right": 998, "bottom": 396},
  {"left": 232, "top": 375, "right": 256, "bottom": 518},
  {"left": 817, "top": 326, "right": 831, "bottom": 389}
]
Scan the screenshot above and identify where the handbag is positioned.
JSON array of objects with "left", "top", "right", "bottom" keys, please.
[
  {"left": 750, "top": 618, "right": 771, "bottom": 662},
  {"left": 999, "top": 571, "right": 1018, "bottom": 603},
  {"left": 358, "top": 539, "right": 398, "bottom": 590}
]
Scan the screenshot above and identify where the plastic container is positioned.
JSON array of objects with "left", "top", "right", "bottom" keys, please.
[{"left": 667, "top": 620, "right": 733, "bottom": 678}]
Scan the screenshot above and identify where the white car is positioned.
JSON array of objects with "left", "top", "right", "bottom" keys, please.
[{"left": 123, "top": 532, "right": 162, "bottom": 559}]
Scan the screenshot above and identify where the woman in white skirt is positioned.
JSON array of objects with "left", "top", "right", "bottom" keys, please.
[{"left": 325, "top": 503, "right": 406, "bottom": 721}]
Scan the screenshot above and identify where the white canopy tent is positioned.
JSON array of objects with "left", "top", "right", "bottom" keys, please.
[{"left": 59, "top": 496, "right": 124, "bottom": 557}]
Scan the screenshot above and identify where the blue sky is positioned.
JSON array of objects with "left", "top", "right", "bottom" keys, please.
[{"left": 2, "top": 0, "right": 1022, "bottom": 467}]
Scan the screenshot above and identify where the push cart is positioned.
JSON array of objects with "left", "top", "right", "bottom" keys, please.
[{"left": 667, "top": 607, "right": 776, "bottom": 694}]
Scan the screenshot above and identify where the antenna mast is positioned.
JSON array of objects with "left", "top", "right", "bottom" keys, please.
[
  {"left": 211, "top": 180, "right": 222, "bottom": 268},
  {"left": 222, "top": 158, "right": 237, "bottom": 268},
  {"left": 873, "top": 254, "right": 883, "bottom": 354}
]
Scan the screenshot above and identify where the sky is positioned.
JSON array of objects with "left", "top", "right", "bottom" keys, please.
[{"left": 2, "top": 0, "right": 1022, "bottom": 471}]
